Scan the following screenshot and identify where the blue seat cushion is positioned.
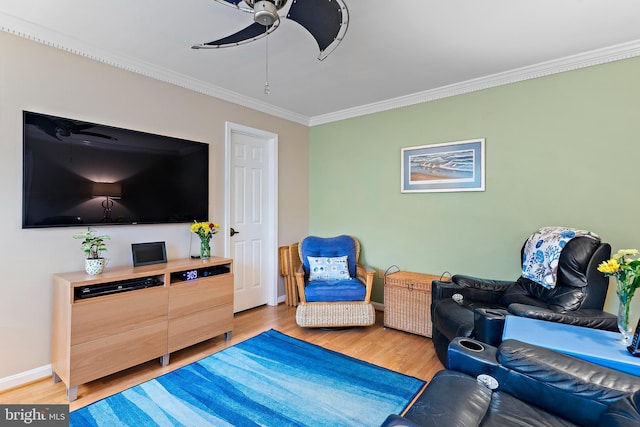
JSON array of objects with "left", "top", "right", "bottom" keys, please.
[
  {"left": 301, "top": 235, "right": 357, "bottom": 279},
  {"left": 304, "top": 278, "right": 366, "bottom": 302}
]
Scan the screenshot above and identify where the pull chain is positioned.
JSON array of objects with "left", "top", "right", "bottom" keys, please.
[{"left": 264, "top": 27, "right": 271, "bottom": 95}]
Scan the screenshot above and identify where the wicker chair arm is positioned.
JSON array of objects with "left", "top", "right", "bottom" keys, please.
[
  {"left": 294, "top": 264, "right": 307, "bottom": 303},
  {"left": 356, "top": 263, "right": 375, "bottom": 303}
]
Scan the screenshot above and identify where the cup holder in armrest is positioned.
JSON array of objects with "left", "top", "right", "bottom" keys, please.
[{"left": 458, "top": 338, "right": 485, "bottom": 352}]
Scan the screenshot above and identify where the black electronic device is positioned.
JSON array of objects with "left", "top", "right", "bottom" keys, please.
[
  {"left": 171, "top": 270, "right": 199, "bottom": 281},
  {"left": 74, "top": 277, "right": 163, "bottom": 300},
  {"left": 202, "top": 265, "right": 230, "bottom": 276},
  {"left": 628, "top": 317, "right": 640, "bottom": 357},
  {"left": 22, "top": 111, "right": 209, "bottom": 228},
  {"left": 170, "top": 264, "right": 230, "bottom": 282},
  {"left": 182, "top": 269, "right": 199, "bottom": 281},
  {"left": 132, "top": 241, "right": 167, "bottom": 267}
]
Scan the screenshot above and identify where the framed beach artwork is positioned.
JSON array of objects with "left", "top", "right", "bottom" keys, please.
[{"left": 401, "top": 138, "right": 485, "bottom": 193}]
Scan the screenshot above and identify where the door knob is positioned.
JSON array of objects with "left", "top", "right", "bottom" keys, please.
[{"left": 230, "top": 227, "right": 240, "bottom": 237}]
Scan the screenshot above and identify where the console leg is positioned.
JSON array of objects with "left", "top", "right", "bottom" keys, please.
[
  {"left": 52, "top": 371, "right": 61, "bottom": 384},
  {"left": 160, "top": 354, "right": 170, "bottom": 367},
  {"left": 224, "top": 331, "right": 232, "bottom": 341},
  {"left": 67, "top": 386, "right": 78, "bottom": 402}
]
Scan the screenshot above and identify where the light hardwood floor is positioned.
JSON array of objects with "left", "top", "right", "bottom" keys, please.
[{"left": 0, "top": 304, "right": 444, "bottom": 411}]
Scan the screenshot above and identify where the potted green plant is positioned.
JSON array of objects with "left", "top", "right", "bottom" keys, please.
[{"left": 73, "top": 228, "right": 110, "bottom": 275}]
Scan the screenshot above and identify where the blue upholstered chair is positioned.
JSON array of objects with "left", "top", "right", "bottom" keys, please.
[{"left": 292, "top": 235, "right": 375, "bottom": 327}]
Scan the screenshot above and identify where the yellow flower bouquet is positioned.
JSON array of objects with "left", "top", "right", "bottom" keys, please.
[
  {"left": 597, "top": 249, "right": 640, "bottom": 344},
  {"left": 191, "top": 221, "right": 220, "bottom": 259}
]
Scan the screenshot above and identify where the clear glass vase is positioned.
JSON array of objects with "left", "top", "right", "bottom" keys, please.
[
  {"left": 617, "top": 297, "right": 633, "bottom": 345},
  {"left": 616, "top": 275, "right": 639, "bottom": 346},
  {"left": 200, "top": 238, "right": 211, "bottom": 260}
]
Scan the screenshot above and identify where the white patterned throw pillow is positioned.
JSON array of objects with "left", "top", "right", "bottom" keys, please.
[{"left": 307, "top": 255, "right": 350, "bottom": 281}]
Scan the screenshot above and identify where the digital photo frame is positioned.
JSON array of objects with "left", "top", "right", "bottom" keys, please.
[{"left": 131, "top": 241, "right": 167, "bottom": 267}]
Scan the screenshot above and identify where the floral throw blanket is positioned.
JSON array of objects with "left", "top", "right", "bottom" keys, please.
[{"left": 522, "top": 226, "right": 600, "bottom": 289}]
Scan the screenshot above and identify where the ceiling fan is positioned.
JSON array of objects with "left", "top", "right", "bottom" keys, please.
[
  {"left": 25, "top": 114, "right": 117, "bottom": 142},
  {"left": 192, "top": 0, "right": 349, "bottom": 60}
]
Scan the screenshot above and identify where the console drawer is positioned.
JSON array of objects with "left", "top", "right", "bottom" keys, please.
[
  {"left": 70, "top": 321, "right": 168, "bottom": 386},
  {"left": 168, "top": 304, "right": 233, "bottom": 352},
  {"left": 168, "top": 275, "right": 233, "bottom": 319},
  {"left": 71, "top": 286, "right": 168, "bottom": 345}
]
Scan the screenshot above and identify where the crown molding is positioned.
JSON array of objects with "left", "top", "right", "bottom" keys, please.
[
  {"left": 3, "top": 11, "right": 639, "bottom": 128},
  {"left": 309, "top": 39, "right": 640, "bottom": 126},
  {"left": 0, "top": 12, "right": 310, "bottom": 126}
]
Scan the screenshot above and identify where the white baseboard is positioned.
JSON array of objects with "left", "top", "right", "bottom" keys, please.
[
  {"left": 372, "top": 301, "right": 384, "bottom": 311},
  {"left": 0, "top": 364, "right": 51, "bottom": 392}
]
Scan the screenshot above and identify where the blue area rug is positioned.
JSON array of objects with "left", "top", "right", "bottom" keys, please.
[{"left": 70, "top": 329, "right": 425, "bottom": 426}]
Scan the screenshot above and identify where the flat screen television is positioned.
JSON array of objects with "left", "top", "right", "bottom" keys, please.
[{"left": 22, "top": 111, "right": 209, "bottom": 228}]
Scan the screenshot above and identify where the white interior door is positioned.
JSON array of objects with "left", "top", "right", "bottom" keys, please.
[{"left": 225, "top": 122, "right": 278, "bottom": 313}]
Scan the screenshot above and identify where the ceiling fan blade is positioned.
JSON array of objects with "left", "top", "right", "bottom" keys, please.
[
  {"left": 192, "top": 20, "right": 280, "bottom": 49},
  {"left": 213, "top": 0, "right": 253, "bottom": 13},
  {"left": 286, "top": 0, "right": 349, "bottom": 60}
]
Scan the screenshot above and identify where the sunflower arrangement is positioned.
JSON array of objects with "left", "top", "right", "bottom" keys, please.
[
  {"left": 598, "top": 249, "right": 640, "bottom": 305},
  {"left": 598, "top": 249, "right": 640, "bottom": 342},
  {"left": 190, "top": 221, "right": 220, "bottom": 239},
  {"left": 191, "top": 221, "right": 220, "bottom": 259}
]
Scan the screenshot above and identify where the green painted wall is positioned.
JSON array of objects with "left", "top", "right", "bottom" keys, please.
[{"left": 309, "top": 56, "right": 640, "bottom": 318}]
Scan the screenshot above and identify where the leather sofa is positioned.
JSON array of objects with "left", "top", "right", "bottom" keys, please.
[
  {"left": 382, "top": 338, "right": 640, "bottom": 427},
  {"left": 431, "top": 234, "right": 617, "bottom": 365}
]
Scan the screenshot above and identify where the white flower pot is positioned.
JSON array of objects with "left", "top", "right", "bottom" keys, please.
[{"left": 85, "top": 258, "right": 106, "bottom": 275}]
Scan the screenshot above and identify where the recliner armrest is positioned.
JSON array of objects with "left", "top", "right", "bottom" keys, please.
[
  {"left": 496, "top": 339, "right": 640, "bottom": 426},
  {"left": 443, "top": 338, "right": 640, "bottom": 426},
  {"left": 432, "top": 275, "right": 515, "bottom": 306},
  {"left": 507, "top": 304, "right": 618, "bottom": 331},
  {"left": 474, "top": 308, "right": 509, "bottom": 346},
  {"left": 452, "top": 274, "right": 516, "bottom": 291},
  {"left": 447, "top": 337, "right": 500, "bottom": 377},
  {"left": 399, "top": 370, "right": 492, "bottom": 427},
  {"left": 599, "top": 391, "right": 640, "bottom": 426},
  {"left": 432, "top": 275, "right": 513, "bottom": 293},
  {"left": 431, "top": 280, "right": 462, "bottom": 301}
]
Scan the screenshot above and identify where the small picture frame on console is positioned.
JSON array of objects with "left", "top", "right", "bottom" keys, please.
[{"left": 131, "top": 241, "right": 167, "bottom": 267}]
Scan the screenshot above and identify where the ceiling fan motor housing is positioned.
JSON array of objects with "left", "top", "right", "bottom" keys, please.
[{"left": 248, "top": 0, "right": 288, "bottom": 26}]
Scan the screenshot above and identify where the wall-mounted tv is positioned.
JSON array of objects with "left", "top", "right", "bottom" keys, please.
[{"left": 22, "top": 111, "right": 209, "bottom": 228}]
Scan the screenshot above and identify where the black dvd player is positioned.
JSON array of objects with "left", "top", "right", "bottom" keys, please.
[
  {"left": 74, "top": 277, "right": 163, "bottom": 300},
  {"left": 202, "top": 265, "right": 231, "bottom": 277}
]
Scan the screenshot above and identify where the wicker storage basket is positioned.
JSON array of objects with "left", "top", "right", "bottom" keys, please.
[{"left": 384, "top": 271, "right": 444, "bottom": 337}]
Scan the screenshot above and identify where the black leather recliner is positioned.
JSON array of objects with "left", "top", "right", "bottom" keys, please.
[
  {"left": 382, "top": 338, "right": 640, "bottom": 427},
  {"left": 431, "top": 233, "right": 618, "bottom": 365}
]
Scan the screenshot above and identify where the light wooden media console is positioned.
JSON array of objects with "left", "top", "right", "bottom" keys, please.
[{"left": 51, "top": 257, "right": 233, "bottom": 401}]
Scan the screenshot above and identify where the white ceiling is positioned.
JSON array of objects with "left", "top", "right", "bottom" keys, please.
[{"left": 2, "top": 0, "right": 640, "bottom": 125}]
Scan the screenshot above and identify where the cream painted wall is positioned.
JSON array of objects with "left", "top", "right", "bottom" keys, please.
[
  {"left": 0, "top": 32, "right": 309, "bottom": 380},
  {"left": 310, "top": 56, "right": 640, "bottom": 323}
]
